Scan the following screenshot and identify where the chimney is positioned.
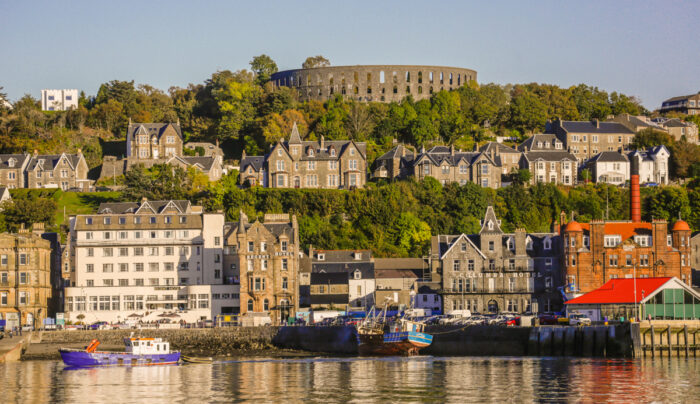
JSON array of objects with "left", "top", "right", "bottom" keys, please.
[
  {"left": 401, "top": 145, "right": 406, "bottom": 158},
  {"left": 592, "top": 119, "right": 600, "bottom": 129},
  {"left": 450, "top": 144, "right": 455, "bottom": 156},
  {"left": 308, "top": 244, "right": 314, "bottom": 260},
  {"left": 141, "top": 196, "right": 148, "bottom": 204},
  {"left": 33, "top": 149, "right": 38, "bottom": 157},
  {"left": 215, "top": 138, "right": 219, "bottom": 148},
  {"left": 630, "top": 157, "right": 641, "bottom": 222},
  {"left": 514, "top": 228, "right": 526, "bottom": 256},
  {"left": 32, "top": 222, "right": 45, "bottom": 235},
  {"left": 241, "top": 150, "right": 246, "bottom": 160}
]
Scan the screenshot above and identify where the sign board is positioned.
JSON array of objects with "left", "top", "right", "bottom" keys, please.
[{"left": 56, "top": 313, "right": 65, "bottom": 326}]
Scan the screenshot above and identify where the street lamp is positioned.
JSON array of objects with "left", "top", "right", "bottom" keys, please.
[{"left": 633, "top": 261, "right": 637, "bottom": 322}]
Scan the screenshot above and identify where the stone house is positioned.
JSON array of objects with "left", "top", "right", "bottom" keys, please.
[
  {"left": 433, "top": 207, "right": 563, "bottom": 314},
  {"left": 26, "top": 151, "right": 91, "bottom": 191},
  {"left": 373, "top": 257, "right": 438, "bottom": 311},
  {"left": 560, "top": 216, "right": 693, "bottom": 295},
  {"left": 372, "top": 144, "right": 415, "bottom": 180},
  {"left": 653, "top": 118, "right": 699, "bottom": 143},
  {"left": 240, "top": 123, "right": 367, "bottom": 189},
  {"left": 0, "top": 224, "right": 54, "bottom": 329},
  {"left": 224, "top": 213, "right": 299, "bottom": 323},
  {"left": 126, "top": 122, "right": 183, "bottom": 160},
  {"left": 308, "top": 248, "right": 374, "bottom": 309},
  {"left": 479, "top": 142, "right": 522, "bottom": 181},
  {"left": 584, "top": 151, "right": 630, "bottom": 185},
  {"left": 660, "top": 92, "right": 700, "bottom": 115},
  {"left": 519, "top": 134, "right": 578, "bottom": 185},
  {"left": 0, "top": 154, "right": 31, "bottom": 189},
  {"left": 548, "top": 119, "right": 635, "bottom": 162},
  {"left": 374, "top": 268, "right": 422, "bottom": 308}
]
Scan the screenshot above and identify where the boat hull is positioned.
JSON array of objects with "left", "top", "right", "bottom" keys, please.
[
  {"left": 59, "top": 349, "right": 180, "bottom": 367},
  {"left": 357, "top": 331, "right": 433, "bottom": 356}
]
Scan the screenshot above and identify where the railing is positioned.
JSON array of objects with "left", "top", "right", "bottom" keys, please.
[{"left": 440, "top": 288, "right": 535, "bottom": 294}]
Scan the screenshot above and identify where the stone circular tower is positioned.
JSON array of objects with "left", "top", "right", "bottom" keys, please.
[{"left": 270, "top": 65, "right": 477, "bottom": 103}]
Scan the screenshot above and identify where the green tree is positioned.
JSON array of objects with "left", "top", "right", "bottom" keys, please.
[
  {"left": 302, "top": 55, "right": 330, "bottom": 69},
  {"left": 0, "top": 198, "right": 57, "bottom": 231},
  {"left": 509, "top": 89, "right": 547, "bottom": 133},
  {"left": 250, "top": 54, "right": 278, "bottom": 85}
]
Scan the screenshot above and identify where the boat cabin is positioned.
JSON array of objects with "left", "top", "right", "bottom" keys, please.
[{"left": 124, "top": 338, "right": 171, "bottom": 355}]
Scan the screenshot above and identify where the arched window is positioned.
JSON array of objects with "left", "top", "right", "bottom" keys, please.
[
  {"left": 392, "top": 71, "right": 398, "bottom": 83},
  {"left": 353, "top": 72, "right": 359, "bottom": 82},
  {"left": 366, "top": 73, "right": 372, "bottom": 82},
  {"left": 429, "top": 87, "right": 434, "bottom": 94},
  {"left": 457, "top": 74, "right": 461, "bottom": 86},
  {"left": 418, "top": 71, "right": 423, "bottom": 84},
  {"left": 418, "top": 86, "right": 422, "bottom": 94},
  {"left": 487, "top": 300, "right": 498, "bottom": 313},
  {"left": 449, "top": 73, "right": 453, "bottom": 85},
  {"left": 379, "top": 71, "right": 385, "bottom": 83},
  {"left": 329, "top": 74, "right": 334, "bottom": 85},
  {"left": 367, "top": 87, "right": 372, "bottom": 94},
  {"left": 406, "top": 86, "right": 411, "bottom": 93},
  {"left": 405, "top": 72, "right": 410, "bottom": 82},
  {"left": 263, "top": 298, "right": 269, "bottom": 311},
  {"left": 354, "top": 86, "right": 359, "bottom": 95},
  {"left": 247, "top": 299, "right": 253, "bottom": 312},
  {"left": 393, "top": 86, "right": 398, "bottom": 94},
  {"left": 429, "top": 71, "right": 434, "bottom": 83}
]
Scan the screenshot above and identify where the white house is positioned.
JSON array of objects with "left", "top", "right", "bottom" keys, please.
[
  {"left": 585, "top": 151, "right": 630, "bottom": 185},
  {"left": 628, "top": 145, "right": 670, "bottom": 185},
  {"left": 64, "top": 199, "right": 239, "bottom": 324},
  {"left": 41, "top": 89, "right": 78, "bottom": 111}
]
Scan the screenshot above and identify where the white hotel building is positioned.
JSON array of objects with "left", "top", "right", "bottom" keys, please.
[{"left": 64, "top": 199, "right": 239, "bottom": 324}]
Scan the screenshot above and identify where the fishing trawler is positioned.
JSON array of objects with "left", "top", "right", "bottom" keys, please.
[
  {"left": 355, "top": 305, "right": 433, "bottom": 356},
  {"left": 59, "top": 335, "right": 180, "bottom": 367}
]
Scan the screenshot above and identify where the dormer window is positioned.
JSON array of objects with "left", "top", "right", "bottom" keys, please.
[
  {"left": 354, "top": 252, "right": 362, "bottom": 260},
  {"left": 604, "top": 235, "right": 622, "bottom": 247},
  {"left": 634, "top": 235, "right": 650, "bottom": 247},
  {"left": 507, "top": 237, "right": 514, "bottom": 250},
  {"left": 555, "top": 142, "right": 562, "bottom": 150},
  {"left": 526, "top": 237, "right": 533, "bottom": 250},
  {"left": 85, "top": 217, "right": 93, "bottom": 225},
  {"left": 544, "top": 238, "right": 552, "bottom": 250},
  {"left": 354, "top": 270, "right": 361, "bottom": 280},
  {"left": 317, "top": 253, "right": 325, "bottom": 261},
  {"left": 307, "top": 148, "right": 314, "bottom": 157},
  {"left": 7, "top": 158, "right": 15, "bottom": 168},
  {"left": 583, "top": 236, "right": 590, "bottom": 247},
  {"left": 488, "top": 221, "right": 494, "bottom": 230},
  {"left": 330, "top": 148, "right": 336, "bottom": 157}
]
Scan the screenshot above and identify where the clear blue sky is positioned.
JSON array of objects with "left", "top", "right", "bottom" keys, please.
[{"left": 1, "top": 0, "right": 698, "bottom": 109}]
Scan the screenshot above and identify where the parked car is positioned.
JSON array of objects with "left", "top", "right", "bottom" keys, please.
[
  {"left": 538, "top": 314, "right": 560, "bottom": 325},
  {"left": 568, "top": 313, "right": 592, "bottom": 326},
  {"left": 89, "top": 321, "right": 109, "bottom": 330}
]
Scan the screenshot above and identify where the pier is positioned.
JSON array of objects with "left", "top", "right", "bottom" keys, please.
[{"left": 640, "top": 321, "right": 700, "bottom": 358}]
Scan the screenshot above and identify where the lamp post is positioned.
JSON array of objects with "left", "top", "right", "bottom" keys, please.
[{"left": 633, "top": 261, "right": 637, "bottom": 321}]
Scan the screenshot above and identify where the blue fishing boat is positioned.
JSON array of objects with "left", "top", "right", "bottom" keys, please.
[
  {"left": 59, "top": 336, "right": 180, "bottom": 367},
  {"left": 356, "top": 305, "right": 433, "bottom": 356}
]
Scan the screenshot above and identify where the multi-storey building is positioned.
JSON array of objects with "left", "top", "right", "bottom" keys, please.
[
  {"left": 240, "top": 123, "right": 367, "bottom": 189},
  {"left": 479, "top": 142, "right": 522, "bottom": 180},
  {"left": 660, "top": 92, "right": 700, "bottom": 115},
  {"left": 560, "top": 182, "right": 693, "bottom": 294},
  {"left": 41, "top": 89, "right": 78, "bottom": 111},
  {"left": 223, "top": 213, "right": 299, "bottom": 323},
  {"left": 126, "top": 121, "right": 183, "bottom": 160},
  {"left": 433, "top": 207, "right": 564, "bottom": 314},
  {"left": 307, "top": 248, "right": 374, "bottom": 309},
  {"left": 0, "top": 224, "right": 53, "bottom": 330},
  {"left": 518, "top": 134, "right": 578, "bottom": 185},
  {"left": 692, "top": 233, "right": 700, "bottom": 286},
  {"left": 64, "top": 199, "right": 235, "bottom": 323},
  {"left": 0, "top": 154, "right": 30, "bottom": 189},
  {"left": 374, "top": 144, "right": 502, "bottom": 188},
  {"left": 652, "top": 117, "right": 699, "bottom": 143},
  {"left": 26, "top": 151, "right": 91, "bottom": 191},
  {"left": 548, "top": 119, "right": 635, "bottom": 162},
  {"left": 627, "top": 145, "right": 670, "bottom": 185}
]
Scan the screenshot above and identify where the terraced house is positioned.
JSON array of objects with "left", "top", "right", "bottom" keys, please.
[
  {"left": 373, "top": 144, "right": 501, "bottom": 188},
  {"left": 0, "top": 154, "right": 30, "bottom": 189},
  {"left": 548, "top": 119, "right": 635, "bottom": 162},
  {"left": 433, "top": 207, "right": 564, "bottom": 315},
  {"left": 224, "top": 213, "right": 300, "bottom": 323},
  {"left": 240, "top": 123, "right": 367, "bottom": 189},
  {"left": 518, "top": 134, "right": 578, "bottom": 186}
]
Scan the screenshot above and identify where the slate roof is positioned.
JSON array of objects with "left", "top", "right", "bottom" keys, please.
[
  {"left": 223, "top": 221, "right": 293, "bottom": 238},
  {"left": 0, "top": 154, "right": 29, "bottom": 169},
  {"left": 588, "top": 151, "right": 629, "bottom": 163},
  {"left": 313, "top": 249, "right": 372, "bottom": 263},
  {"left": 479, "top": 142, "right": 518, "bottom": 154},
  {"left": 180, "top": 156, "right": 217, "bottom": 171},
  {"left": 559, "top": 121, "right": 634, "bottom": 134},
  {"left": 412, "top": 151, "right": 494, "bottom": 168},
  {"left": 375, "top": 145, "right": 415, "bottom": 161},
  {"left": 27, "top": 154, "right": 82, "bottom": 171},
  {"left": 518, "top": 134, "right": 562, "bottom": 151},
  {"left": 628, "top": 145, "right": 669, "bottom": 162},
  {"left": 127, "top": 122, "right": 183, "bottom": 141},
  {"left": 375, "top": 268, "right": 422, "bottom": 279},
  {"left": 240, "top": 156, "right": 265, "bottom": 172},
  {"left": 97, "top": 200, "right": 191, "bottom": 214},
  {"left": 662, "top": 94, "right": 699, "bottom": 103},
  {"left": 373, "top": 258, "right": 426, "bottom": 270}
]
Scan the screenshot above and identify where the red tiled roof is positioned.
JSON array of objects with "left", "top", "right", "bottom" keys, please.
[
  {"left": 565, "top": 277, "right": 672, "bottom": 305},
  {"left": 573, "top": 222, "right": 653, "bottom": 241},
  {"left": 672, "top": 220, "right": 691, "bottom": 232}
]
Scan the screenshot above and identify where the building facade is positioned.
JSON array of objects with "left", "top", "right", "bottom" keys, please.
[
  {"left": 548, "top": 119, "right": 635, "bottom": 162},
  {"left": 126, "top": 122, "right": 183, "bottom": 160},
  {"left": 270, "top": 65, "right": 477, "bottom": 103},
  {"left": 308, "top": 249, "right": 374, "bottom": 309},
  {"left": 561, "top": 217, "right": 693, "bottom": 295},
  {"left": 660, "top": 92, "right": 700, "bottom": 115},
  {"left": 41, "top": 89, "right": 78, "bottom": 111},
  {"left": 240, "top": 124, "right": 367, "bottom": 189},
  {"left": 0, "top": 154, "right": 30, "bottom": 189},
  {"left": 433, "top": 207, "right": 564, "bottom": 314},
  {"left": 584, "top": 151, "right": 630, "bottom": 185},
  {"left": 0, "top": 225, "right": 53, "bottom": 330},
  {"left": 26, "top": 152, "right": 91, "bottom": 191},
  {"left": 224, "top": 213, "right": 299, "bottom": 323},
  {"left": 628, "top": 145, "right": 670, "bottom": 185},
  {"left": 519, "top": 134, "right": 578, "bottom": 185},
  {"left": 64, "top": 199, "right": 234, "bottom": 324}
]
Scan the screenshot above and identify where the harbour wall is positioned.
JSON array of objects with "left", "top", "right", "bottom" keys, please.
[{"left": 273, "top": 323, "right": 641, "bottom": 358}]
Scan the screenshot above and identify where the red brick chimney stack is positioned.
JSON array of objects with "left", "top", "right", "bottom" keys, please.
[{"left": 630, "top": 158, "right": 641, "bottom": 222}]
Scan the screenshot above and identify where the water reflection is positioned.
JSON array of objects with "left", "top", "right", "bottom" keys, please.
[{"left": 1, "top": 357, "right": 699, "bottom": 403}]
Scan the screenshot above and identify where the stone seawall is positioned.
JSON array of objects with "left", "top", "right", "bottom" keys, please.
[
  {"left": 272, "top": 324, "right": 639, "bottom": 358},
  {"left": 27, "top": 327, "right": 280, "bottom": 359}
]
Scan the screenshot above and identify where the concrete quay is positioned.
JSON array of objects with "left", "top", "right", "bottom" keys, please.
[{"left": 0, "top": 334, "right": 31, "bottom": 363}]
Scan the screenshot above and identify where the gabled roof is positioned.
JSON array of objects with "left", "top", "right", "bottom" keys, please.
[
  {"left": 569, "top": 221, "right": 653, "bottom": 242},
  {"left": 523, "top": 151, "right": 577, "bottom": 162},
  {"left": 375, "top": 145, "right": 415, "bottom": 161},
  {"left": 588, "top": 151, "right": 629, "bottom": 163},
  {"left": 97, "top": 200, "right": 191, "bottom": 215},
  {"left": 240, "top": 156, "right": 265, "bottom": 172},
  {"left": 440, "top": 233, "right": 487, "bottom": 260},
  {"left": 479, "top": 142, "right": 518, "bottom": 154},
  {"left": 518, "top": 134, "right": 563, "bottom": 152},
  {"left": 127, "top": 122, "right": 183, "bottom": 141},
  {"left": 565, "top": 277, "right": 691, "bottom": 305},
  {"left": 0, "top": 154, "right": 30, "bottom": 169},
  {"left": 480, "top": 206, "right": 503, "bottom": 234},
  {"left": 180, "top": 156, "right": 217, "bottom": 171},
  {"left": 559, "top": 120, "right": 634, "bottom": 135},
  {"left": 27, "top": 153, "right": 83, "bottom": 171}
]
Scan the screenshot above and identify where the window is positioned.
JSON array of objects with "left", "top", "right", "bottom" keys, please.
[
  {"left": 149, "top": 247, "right": 159, "bottom": 256},
  {"left": 667, "top": 235, "right": 672, "bottom": 246},
  {"left": 247, "top": 299, "right": 254, "bottom": 312},
  {"left": 103, "top": 248, "right": 113, "bottom": 257},
  {"left": 103, "top": 263, "right": 113, "bottom": 273},
  {"left": 281, "top": 241, "right": 288, "bottom": 252},
  {"left": 134, "top": 279, "right": 144, "bottom": 286},
  {"left": 282, "top": 258, "right": 288, "bottom": 271},
  {"left": 119, "top": 263, "right": 128, "bottom": 272},
  {"left": 134, "top": 247, "right": 144, "bottom": 256},
  {"left": 19, "top": 253, "right": 27, "bottom": 265},
  {"left": 118, "top": 247, "right": 128, "bottom": 257},
  {"left": 604, "top": 235, "right": 621, "bottom": 247},
  {"left": 103, "top": 280, "right": 113, "bottom": 287},
  {"left": 103, "top": 231, "right": 111, "bottom": 240},
  {"left": 468, "top": 260, "right": 474, "bottom": 271},
  {"left": 85, "top": 217, "right": 93, "bottom": 225},
  {"left": 19, "top": 272, "right": 28, "bottom": 284},
  {"left": 509, "top": 278, "right": 516, "bottom": 292},
  {"left": 282, "top": 277, "right": 288, "bottom": 290},
  {"left": 85, "top": 263, "right": 94, "bottom": 273},
  {"left": 453, "top": 260, "right": 461, "bottom": 271},
  {"left": 149, "top": 263, "right": 159, "bottom": 272},
  {"left": 248, "top": 242, "right": 254, "bottom": 252},
  {"left": 488, "top": 240, "right": 494, "bottom": 251},
  {"left": 544, "top": 238, "right": 552, "bottom": 250},
  {"left": 135, "top": 263, "right": 144, "bottom": 272},
  {"left": 165, "top": 247, "right": 174, "bottom": 256},
  {"left": 640, "top": 254, "right": 649, "bottom": 266},
  {"left": 608, "top": 254, "right": 618, "bottom": 267},
  {"left": 583, "top": 236, "right": 590, "bottom": 247},
  {"left": 262, "top": 260, "right": 268, "bottom": 270},
  {"left": 164, "top": 263, "right": 174, "bottom": 271},
  {"left": 86, "top": 280, "right": 94, "bottom": 287},
  {"left": 19, "top": 292, "right": 27, "bottom": 305}
]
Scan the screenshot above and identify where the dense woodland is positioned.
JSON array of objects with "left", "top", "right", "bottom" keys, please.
[{"left": 0, "top": 55, "right": 699, "bottom": 257}]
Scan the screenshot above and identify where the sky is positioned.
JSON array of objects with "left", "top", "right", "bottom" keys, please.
[{"left": 1, "top": 0, "right": 698, "bottom": 109}]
